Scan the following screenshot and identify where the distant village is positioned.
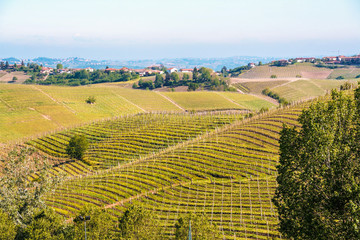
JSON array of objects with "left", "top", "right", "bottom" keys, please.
[{"left": 1, "top": 54, "right": 359, "bottom": 76}]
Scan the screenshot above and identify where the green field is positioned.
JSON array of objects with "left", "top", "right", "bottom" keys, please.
[
  {"left": 217, "top": 92, "right": 276, "bottom": 110},
  {"left": 162, "top": 92, "right": 247, "bottom": 111},
  {"left": 271, "top": 79, "right": 358, "bottom": 102},
  {"left": 27, "top": 101, "right": 309, "bottom": 239},
  {"left": 233, "top": 80, "right": 289, "bottom": 94},
  {"left": 0, "top": 84, "right": 279, "bottom": 143}
]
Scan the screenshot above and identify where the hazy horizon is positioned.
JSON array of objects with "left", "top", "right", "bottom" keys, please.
[{"left": 0, "top": 0, "right": 359, "bottom": 60}]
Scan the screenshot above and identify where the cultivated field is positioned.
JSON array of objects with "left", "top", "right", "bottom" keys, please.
[
  {"left": 0, "top": 71, "right": 31, "bottom": 83},
  {"left": 32, "top": 101, "right": 310, "bottom": 239},
  {"left": 232, "top": 80, "right": 289, "bottom": 94},
  {"left": 0, "top": 84, "right": 277, "bottom": 143},
  {"left": 238, "top": 63, "right": 332, "bottom": 79},
  {"left": 161, "top": 92, "right": 271, "bottom": 111},
  {"left": 270, "top": 79, "right": 358, "bottom": 102},
  {"left": 327, "top": 67, "right": 360, "bottom": 79}
]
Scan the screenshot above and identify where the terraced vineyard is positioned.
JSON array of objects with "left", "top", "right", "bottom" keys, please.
[
  {"left": 28, "top": 113, "right": 244, "bottom": 174},
  {"left": 31, "top": 100, "right": 311, "bottom": 239}
]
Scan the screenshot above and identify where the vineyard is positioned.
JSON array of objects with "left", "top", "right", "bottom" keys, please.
[
  {"left": 238, "top": 63, "right": 332, "bottom": 79},
  {"left": 0, "top": 84, "right": 277, "bottom": 143},
  {"left": 271, "top": 79, "right": 358, "bottom": 102},
  {"left": 24, "top": 99, "right": 313, "bottom": 239}
]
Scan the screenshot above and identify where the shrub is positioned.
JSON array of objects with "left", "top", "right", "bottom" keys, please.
[
  {"left": 66, "top": 135, "right": 89, "bottom": 160},
  {"left": 85, "top": 96, "right": 96, "bottom": 104},
  {"left": 336, "top": 76, "right": 345, "bottom": 80},
  {"left": 270, "top": 75, "right": 277, "bottom": 78},
  {"left": 355, "top": 74, "right": 360, "bottom": 79}
]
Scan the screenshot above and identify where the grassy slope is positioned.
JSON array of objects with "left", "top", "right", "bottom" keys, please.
[
  {"left": 238, "top": 63, "right": 332, "bottom": 79},
  {"left": 38, "top": 101, "right": 309, "bottom": 239},
  {"left": 271, "top": 79, "right": 358, "bottom": 102},
  {"left": 0, "top": 84, "right": 276, "bottom": 143},
  {"left": 162, "top": 92, "right": 244, "bottom": 111}
]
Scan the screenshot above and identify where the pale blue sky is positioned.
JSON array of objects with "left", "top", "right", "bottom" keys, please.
[{"left": 0, "top": 0, "right": 359, "bottom": 59}]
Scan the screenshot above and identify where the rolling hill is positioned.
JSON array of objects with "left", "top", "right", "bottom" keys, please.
[{"left": 23, "top": 98, "right": 313, "bottom": 239}]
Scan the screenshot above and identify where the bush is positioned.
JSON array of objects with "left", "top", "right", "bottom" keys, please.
[
  {"left": 66, "top": 135, "right": 89, "bottom": 160},
  {"left": 85, "top": 96, "right": 96, "bottom": 104},
  {"left": 296, "top": 75, "right": 302, "bottom": 78},
  {"left": 336, "top": 76, "right": 345, "bottom": 80},
  {"left": 270, "top": 75, "right": 277, "bottom": 78},
  {"left": 356, "top": 74, "right": 360, "bottom": 79}
]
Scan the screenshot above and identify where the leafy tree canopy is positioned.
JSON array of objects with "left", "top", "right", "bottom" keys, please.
[
  {"left": 273, "top": 89, "right": 360, "bottom": 239},
  {"left": 175, "top": 213, "right": 220, "bottom": 240},
  {"left": 118, "top": 204, "right": 164, "bottom": 240},
  {"left": 66, "top": 135, "right": 89, "bottom": 160}
]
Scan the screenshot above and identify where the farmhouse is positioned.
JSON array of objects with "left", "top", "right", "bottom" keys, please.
[
  {"left": 167, "top": 68, "right": 178, "bottom": 73},
  {"left": 40, "top": 67, "right": 53, "bottom": 74},
  {"left": 248, "top": 63, "right": 256, "bottom": 68},
  {"left": 295, "top": 57, "right": 316, "bottom": 63},
  {"left": 84, "top": 67, "right": 94, "bottom": 72}
]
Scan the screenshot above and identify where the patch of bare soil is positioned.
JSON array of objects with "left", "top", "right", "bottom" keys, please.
[{"left": 0, "top": 71, "right": 31, "bottom": 84}]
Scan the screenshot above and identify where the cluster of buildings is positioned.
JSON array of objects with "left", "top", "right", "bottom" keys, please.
[
  {"left": 38, "top": 66, "right": 195, "bottom": 76},
  {"left": 268, "top": 55, "right": 360, "bottom": 66}
]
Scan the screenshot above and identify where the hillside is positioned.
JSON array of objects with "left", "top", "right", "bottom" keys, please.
[
  {"left": 0, "top": 83, "right": 274, "bottom": 143},
  {"left": 237, "top": 63, "right": 332, "bottom": 79},
  {"left": 24, "top": 99, "right": 312, "bottom": 239}
]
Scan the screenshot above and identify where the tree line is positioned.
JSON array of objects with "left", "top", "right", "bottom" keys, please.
[{"left": 133, "top": 67, "right": 236, "bottom": 92}]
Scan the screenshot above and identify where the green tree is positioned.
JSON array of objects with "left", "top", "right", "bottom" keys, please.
[
  {"left": 0, "top": 147, "right": 62, "bottom": 235},
  {"left": 66, "top": 135, "right": 89, "bottom": 160},
  {"left": 182, "top": 73, "right": 190, "bottom": 81},
  {"left": 175, "top": 213, "right": 220, "bottom": 240},
  {"left": 273, "top": 89, "right": 360, "bottom": 239},
  {"left": 118, "top": 204, "right": 164, "bottom": 240},
  {"left": 170, "top": 72, "right": 180, "bottom": 83},
  {"left": 154, "top": 74, "right": 164, "bottom": 88},
  {"left": 12, "top": 76, "right": 18, "bottom": 82},
  {"left": 0, "top": 209, "right": 17, "bottom": 240},
  {"left": 22, "top": 208, "right": 72, "bottom": 240},
  {"left": 192, "top": 67, "right": 198, "bottom": 81},
  {"left": 85, "top": 96, "right": 96, "bottom": 104},
  {"left": 74, "top": 205, "right": 115, "bottom": 240},
  {"left": 56, "top": 64, "right": 63, "bottom": 69}
]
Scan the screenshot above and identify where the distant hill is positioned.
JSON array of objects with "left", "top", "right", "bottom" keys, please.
[{"left": 0, "top": 56, "right": 277, "bottom": 71}]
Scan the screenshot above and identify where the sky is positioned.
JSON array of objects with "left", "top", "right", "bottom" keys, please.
[{"left": 0, "top": 0, "right": 359, "bottom": 59}]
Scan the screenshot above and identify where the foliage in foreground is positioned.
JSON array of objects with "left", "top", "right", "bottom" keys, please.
[
  {"left": 273, "top": 89, "right": 360, "bottom": 239},
  {"left": 175, "top": 213, "right": 221, "bottom": 240}
]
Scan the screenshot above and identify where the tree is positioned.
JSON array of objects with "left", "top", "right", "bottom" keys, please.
[
  {"left": 22, "top": 208, "right": 72, "bottom": 240},
  {"left": 85, "top": 96, "right": 96, "bottom": 104},
  {"left": 170, "top": 72, "right": 180, "bottom": 83},
  {"left": 221, "top": 66, "right": 228, "bottom": 77},
  {"left": 154, "top": 74, "right": 164, "bottom": 88},
  {"left": 12, "top": 76, "right": 17, "bottom": 82},
  {"left": 0, "top": 209, "right": 17, "bottom": 240},
  {"left": 273, "top": 89, "right": 360, "bottom": 239},
  {"left": 193, "top": 67, "right": 198, "bottom": 81},
  {"left": 0, "top": 147, "right": 62, "bottom": 236},
  {"left": 5, "top": 61, "right": 9, "bottom": 69},
  {"left": 66, "top": 135, "right": 89, "bottom": 160},
  {"left": 182, "top": 73, "right": 190, "bottom": 81},
  {"left": 175, "top": 213, "right": 220, "bottom": 240},
  {"left": 118, "top": 204, "right": 164, "bottom": 239},
  {"left": 74, "top": 205, "right": 115, "bottom": 240},
  {"left": 56, "top": 63, "right": 63, "bottom": 69}
]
